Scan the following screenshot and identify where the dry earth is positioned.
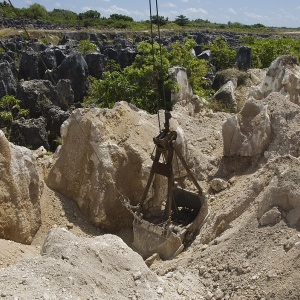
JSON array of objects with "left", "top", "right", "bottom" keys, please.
[
  {"left": 1, "top": 56, "right": 300, "bottom": 298},
  {"left": 1, "top": 104, "right": 300, "bottom": 299}
]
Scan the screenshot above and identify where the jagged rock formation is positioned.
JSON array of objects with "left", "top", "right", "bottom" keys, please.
[
  {"left": 53, "top": 52, "right": 88, "bottom": 103},
  {"left": 0, "top": 130, "right": 41, "bottom": 244},
  {"left": 211, "top": 80, "right": 237, "bottom": 112},
  {"left": 0, "top": 60, "right": 17, "bottom": 98},
  {"left": 249, "top": 55, "right": 300, "bottom": 104},
  {"left": 222, "top": 98, "right": 271, "bottom": 156},
  {"left": 10, "top": 116, "right": 50, "bottom": 150},
  {"left": 222, "top": 91, "right": 300, "bottom": 159},
  {"left": 46, "top": 102, "right": 165, "bottom": 231},
  {"left": 169, "top": 66, "right": 194, "bottom": 105}
]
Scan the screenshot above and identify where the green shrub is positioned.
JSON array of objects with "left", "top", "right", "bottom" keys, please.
[
  {"left": 77, "top": 40, "right": 97, "bottom": 56},
  {"left": 85, "top": 39, "right": 212, "bottom": 113},
  {"left": 0, "top": 95, "right": 29, "bottom": 123},
  {"left": 205, "top": 37, "right": 236, "bottom": 71},
  {"left": 242, "top": 36, "right": 300, "bottom": 68},
  {"left": 169, "top": 38, "right": 212, "bottom": 97}
]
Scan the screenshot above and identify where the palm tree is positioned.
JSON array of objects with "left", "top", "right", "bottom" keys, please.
[{"left": 175, "top": 15, "right": 189, "bottom": 26}]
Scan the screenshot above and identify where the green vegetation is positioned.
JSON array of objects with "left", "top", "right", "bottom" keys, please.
[
  {"left": 22, "top": 3, "right": 48, "bottom": 20},
  {"left": 170, "top": 38, "right": 211, "bottom": 97},
  {"left": 175, "top": 15, "right": 189, "bottom": 27},
  {"left": 242, "top": 36, "right": 300, "bottom": 68},
  {"left": 0, "top": 95, "right": 29, "bottom": 132},
  {"left": 0, "top": 1, "right": 296, "bottom": 32},
  {"left": 77, "top": 40, "right": 97, "bottom": 56},
  {"left": 84, "top": 41, "right": 175, "bottom": 112},
  {"left": 84, "top": 38, "right": 210, "bottom": 113},
  {"left": 151, "top": 15, "right": 168, "bottom": 26},
  {"left": 205, "top": 37, "right": 236, "bottom": 71}
]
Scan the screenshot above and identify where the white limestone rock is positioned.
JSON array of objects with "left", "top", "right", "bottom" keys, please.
[
  {"left": 0, "top": 130, "right": 41, "bottom": 244},
  {"left": 169, "top": 66, "right": 194, "bottom": 105},
  {"left": 46, "top": 102, "right": 186, "bottom": 231},
  {"left": 222, "top": 98, "right": 271, "bottom": 157},
  {"left": 249, "top": 55, "right": 300, "bottom": 105}
]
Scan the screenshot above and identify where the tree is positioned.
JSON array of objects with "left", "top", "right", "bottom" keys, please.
[
  {"left": 0, "top": 1, "right": 9, "bottom": 7},
  {"left": 205, "top": 37, "right": 236, "bottom": 70},
  {"left": 151, "top": 15, "right": 168, "bottom": 26},
  {"left": 77, "top": 40, "right": 97, "bottom": 56},
  {"left": 174, "top": 15, "right": 189, "bottom": 26},
  {"left": 78, "top": 10, "right": 100, "bottom": 20},
  {"left": 110, "top": 14, "right": 133, "bottom": 22},
  {"left": 48, "top": 9, "right": 77, "bottom": 21},
  {"left": 85, "top": 39, "right": 211, "bottom": 112},
  {"left": 169, "top": 38, "right": 211, "bottom": 97},
  {"left": 23, "top": 3, "right": 48, "bottom": 20}
]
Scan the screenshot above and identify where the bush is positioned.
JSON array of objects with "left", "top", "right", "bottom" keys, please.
[
  {"left": 0, "top": 95, "right": 29, "bottom": 131},
  {"left": 205, "top": 37, "right": 236, "bottom": 71},
  {"left": 22, "top": 3, "right": 48, "bottom": 20},
  {"left": 77, "top": 40, "right": 97, "bottom": 56},
  {"left": 85, "top": 39, "right": 212, "bottom": 113},
  {"left": 242, "top": 36, "right": 300, "bottom": 68}
]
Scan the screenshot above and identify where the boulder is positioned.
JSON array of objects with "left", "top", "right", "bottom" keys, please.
[
  {"left": 236, "top": 46, "right": 252, "bottom": 71},
  {"left": 85, "top": 52, "right": 106, "bottom": 79},
  {"left": 38, "top": 48, "right": 57, "bottom": 78},
  {"left": 223, "top": 92, "right": 300, "bottom": 158},
  {"left": 46, "top": 106, "right": 70, "bottom": 151},
  {"left": 54, "top": 52, "right": 88, "bottom": 103},
  {"left": 10, "top": 117, "right": 49, "bottom": 150},
  {"left": 118, "top": 48, "right": 137, "bottom": 68},
  {"left": 222, "top": 98, "right": 271, "bottom": 157},
  {"left": 46, "top": 102, "right": 162, "bottom": 231},
  {"left": 249, "top": 55, "right": 300, "bottom": 105},
  {"left": 54, "top": 48, "right": 67, "bottom": 66},
  {"left": 257, "top": 163, "right": 300, "bottom": 227},
  {"left": 211, "top": 80, "right": 237, "bottom": 113},
  {"left": 0, "top": 130, "right": 41, "bottom": 244},
  {"left": 197, "top": 49, "right": 212, "bottom": 62},
  {"left": 0, "top": 60, "right": 17, "bottom": 98},
  {"left": 169, "top": 66, "right": 193, "bottom": 105},
  {"left": 210, "top": 178, "right": 229, "bottom": 192},
  {"left": 17, "top": 79, "right": 73, "bottom": 117},
  {"left": 18, "top": 51, "right": 40, "bottom": 80},
  {"left": 258, "top": 206, "right": 281, "bottom": 226}
]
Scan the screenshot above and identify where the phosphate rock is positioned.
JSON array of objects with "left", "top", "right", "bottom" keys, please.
[
  {"left": 211, "top": 80, "right": 237, "bottom": 113},
  {"left": 210, "top": 178, "right": 229, "bottom": 192},
  {"left": 249, "top": 55, "right": 300, "bottom": 105},
  {"left": 222, "top": 98, "right": 271, "bottom": 157},
  {"left": 257, "top": 160, "right": 300, "bottom": 227},
  {"left": 46, "top": 102, "right": 186, "bottom": 231},
  {"left": 258, "top": 207, "right": 281, "bottom": 226},
  {"left": 0, "top": 130, "right": 41, "bottom": 244}
]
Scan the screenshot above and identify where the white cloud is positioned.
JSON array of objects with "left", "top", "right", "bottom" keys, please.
[
  {"left": 162, "top": 2, "right": 176, "bottom": 8},
  {"left": 181, "top": 0, "right": 189, "bottom": 3},
  {"left": 100, "top": 5, "right": 147, "bottom": 19},
  {"left": 81, "top": 6, "right": 92, "bottom": 12},
  {"left": 228, "top": 8, "right": 237, "bottom": 15},
  {"left": 244, "top": 12, "right": 264, "bottom": 20},
  {"left": 54, "top": 2, "right": 61, "bottom": 8},
  {"left": 184, "top": 7, "right": 208, "bottom": 15}
]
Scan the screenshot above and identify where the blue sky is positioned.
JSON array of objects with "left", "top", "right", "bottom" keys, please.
[{"left": 9, "top": 0, "right": 300, "bottom": 27}]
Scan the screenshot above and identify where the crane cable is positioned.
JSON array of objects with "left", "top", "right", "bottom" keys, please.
[{"left": 149, "top": 0, "right": 167, "bottom": 132}]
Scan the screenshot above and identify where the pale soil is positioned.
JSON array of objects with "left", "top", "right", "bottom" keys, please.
[{"left": 1, "top": 109, "right": 300, "bottom": 299}]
